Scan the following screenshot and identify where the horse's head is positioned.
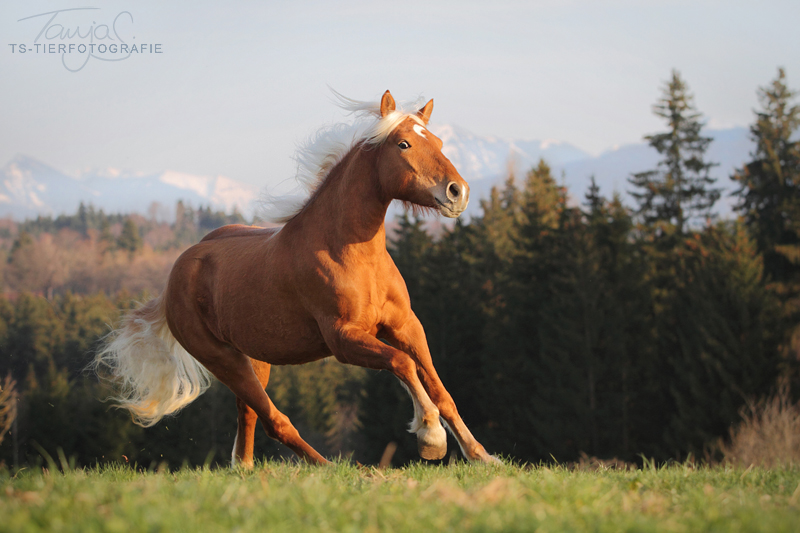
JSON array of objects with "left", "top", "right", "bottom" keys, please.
[{"left": 376, "top": 91, "right": 469, "bottom": 218}]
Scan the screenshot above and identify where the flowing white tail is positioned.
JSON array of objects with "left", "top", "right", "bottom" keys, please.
[{"left": 94, "top": 294, "right": 212, "bottom": 427}]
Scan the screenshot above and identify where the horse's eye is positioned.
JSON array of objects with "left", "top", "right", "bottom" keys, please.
[{"left": 398, "top": 140, "right": 410, "bottom": 150}]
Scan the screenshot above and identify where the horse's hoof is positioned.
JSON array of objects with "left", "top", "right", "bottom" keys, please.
[
  {"left": 417, "top": 423, "right": 447, "bottom": 460},
  {"left": 466, "top": 444, "right": 501, "bottom": 464}
]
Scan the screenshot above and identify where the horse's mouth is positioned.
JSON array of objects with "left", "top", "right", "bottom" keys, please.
[{"left": 435, "top": 198, "right": 465, "bottom": 218}]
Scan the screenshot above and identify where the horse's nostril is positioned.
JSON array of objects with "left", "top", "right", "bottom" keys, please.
[{"left": 447, "top": 182, "right": 460, "bottom": 200}]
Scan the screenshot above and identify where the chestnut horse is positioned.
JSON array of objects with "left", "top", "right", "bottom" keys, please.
[{"left": 97, "top": 90, "right": 496, "bottom": 466}]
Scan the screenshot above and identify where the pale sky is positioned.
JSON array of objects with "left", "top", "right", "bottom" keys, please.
[{"left": 1, "top": 0, "right": 798, "bottom": 191}]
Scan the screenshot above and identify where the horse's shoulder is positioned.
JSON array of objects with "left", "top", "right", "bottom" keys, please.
[{"left": 200, "top": 224, "right": 279, "bottom": 242}]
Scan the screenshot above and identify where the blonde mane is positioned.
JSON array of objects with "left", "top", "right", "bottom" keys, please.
[{"left": 260, "top": 91, "right": 425, "bottom": 224}]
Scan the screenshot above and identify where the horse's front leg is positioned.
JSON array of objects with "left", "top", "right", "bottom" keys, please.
[
  {"left": 384, "top": 316, "right": 498, "bottom": 463},
  {"left": 322, "top": 323, "right": 447, "bottom": 460}
]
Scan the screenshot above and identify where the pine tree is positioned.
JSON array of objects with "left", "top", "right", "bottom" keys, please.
[
  {"left": 58, "top": 293, "right": 117, "bottom": 378},
  {"left": 3, "top": 293, "right": 64, "bottom": 386},
  {"left": 732, "top": 68, "right": 800, "bottom": 283},
  {"left": 76, "top": 202, "right": 89, "bottom": 236},
  {"left": 730, "top": 67, "right": 800, "bottom": 392},
  {"left": 521, "top": 160, "right": 565, "bottom": 230},
  {"left": 629, "top": 70, "right": 720, "bottom": 235},
  {"left": 579, "top": 180, "right": 657, "bottom": 458},
  {"left": 388, "top": 213, "right": 432, "bottom": 299},
  {"left": 477, "top": 171, "right": 522, "bottom": 264},
  {"left": 469, "top": 170, "right": 525, "bottom": 335},
  {"left": 481, "top": 159, "right": 585, "bottom": 460},
  {"left": 661, "top": 222, "right": 782, "bottom": 456},
  {"left": 117, "top": 218, "right": 143, "bottom": 253}
]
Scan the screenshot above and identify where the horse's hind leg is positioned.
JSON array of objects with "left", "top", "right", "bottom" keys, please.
[
  {"left": 232, "top": 359, "right": 271, "bottom": 468},
  {"left": 185, "top": 338, "right": 327, "bottom": 465}
]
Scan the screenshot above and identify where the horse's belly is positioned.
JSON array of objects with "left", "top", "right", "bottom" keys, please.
[
  {"left": 246, "top": 337, "right": 332, "bottom": 366},
  {"left": 227, "top": 312, "right": 333, "bottom": 366}
]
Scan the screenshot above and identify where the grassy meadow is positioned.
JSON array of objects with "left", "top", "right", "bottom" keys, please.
[{"left": 2, "top": 460, "right": 800, "bottom": 532}]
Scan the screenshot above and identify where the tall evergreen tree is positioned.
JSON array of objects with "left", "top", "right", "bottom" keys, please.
[
  {"left": 579, "top": 181, "right": 657, "bottom": 459},
  {"left": 660, "top": 222, "right": 782, "bottom": 456},
  {"left": 117, "top": 218, "right": 143, "bottom": 253},
  {"left": 76, "top": 202, "right": 89, "bottom": 236},
  {"left": 58, "top": 293, "right": 117, "bottom": 378},
  {"left": 732, "top": 68, "right": 800, "bottom": 284},
  {"left": 731, "top": 68, "right": 800, "bottom": 388},
  {"left": 469, "top": 171, "right": 525, "bottom": 336},
  {"left": 389, "top": 213, "right": 432, "bottom": 299},
  {"left": 481, "top": 159, "right": 585, "bottom": 460},
  {"left": 477, "top": 171, "right": 523, "bottom": 264},
  {"left": 4, "top": 293, "right": 64, "bottom": 385},
  {"left": 629, "top": 70, "right": 720, "bottom": 235}
]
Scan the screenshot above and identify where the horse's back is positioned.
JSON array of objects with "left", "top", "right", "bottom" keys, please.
[
  {"left": 201, "top": 224, "right": 279, "bottom": 242},
  {"left": 171, "top": 224, "right": 283, "bottom": 308}
]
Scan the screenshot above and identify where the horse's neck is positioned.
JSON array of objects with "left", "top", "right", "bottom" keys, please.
[{"left": 299, "top": 146, "right": 389, "bottom": 252}]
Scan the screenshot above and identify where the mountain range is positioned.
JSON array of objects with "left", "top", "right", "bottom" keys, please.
[
  {"left": 0, "top": 125, "right": 753, "bottom": 221},
  {"left": 0, "top": 157, "right": 258, "bottom": 221},
  {"left": 427, "top": 124, "right": 753, "bottom": 218}
]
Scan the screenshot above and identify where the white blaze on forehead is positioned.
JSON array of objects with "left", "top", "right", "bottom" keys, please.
[{"left": 412, "top": 124, "right": 427, "bottom": 138}]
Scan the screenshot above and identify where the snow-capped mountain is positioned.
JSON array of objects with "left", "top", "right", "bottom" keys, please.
[
  {"left": 428, "top": 124, "right": 590, "bottom": 181},
  {"left": 0, "top": 125, "right": 753, "bottom": 221},
  {"left": 0, "top": 155, "right": 259, "bottom": 220},
  {"left": 432, "top": 125, "right": 751, "bottom": 219}
]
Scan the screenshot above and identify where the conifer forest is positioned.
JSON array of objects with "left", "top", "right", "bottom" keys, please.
[{"left": 1, "top": 69, "right": 799, "bottom": 469}]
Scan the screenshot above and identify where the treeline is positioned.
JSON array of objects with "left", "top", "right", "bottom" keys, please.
[
  {"left": 14, "top": 201, "right": 246, "bottom": 244},
  {"left": 0, "top": 202, "right": 246, "bottom": 297},
  {"left": 1, "top": 68, "right": 799, "bottom": 468}
]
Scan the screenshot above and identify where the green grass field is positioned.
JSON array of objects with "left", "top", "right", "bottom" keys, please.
[{"left": 2, "top": 460, "right": 800, "bottom": 532}]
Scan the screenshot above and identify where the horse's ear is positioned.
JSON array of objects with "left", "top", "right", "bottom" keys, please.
[
  {"left": 380, "top": 90, "right": 396, "bottom": 117},
  {"left": 417, "top": 99, "right": 434, "bottom": 125}
]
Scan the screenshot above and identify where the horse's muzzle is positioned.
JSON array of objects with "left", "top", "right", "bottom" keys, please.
[{"left": 436, "top": 181, "right": 469, "bottom": 218}]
